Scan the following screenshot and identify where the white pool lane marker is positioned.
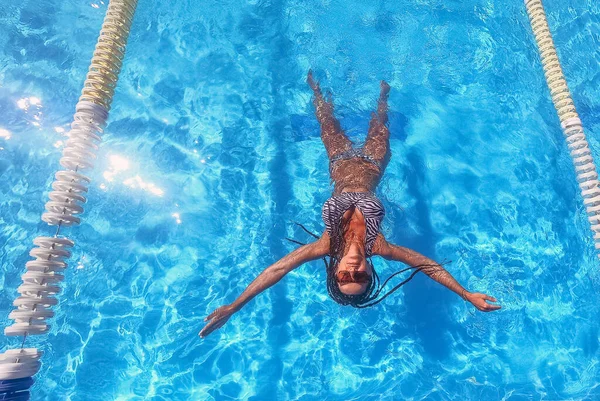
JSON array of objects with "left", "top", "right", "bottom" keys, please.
[
  {"left": 525, "top": 0, "right": 600, "bottom": 256},
  {"left": 0, "top": 0, "right": 139, "bottom": 391}
]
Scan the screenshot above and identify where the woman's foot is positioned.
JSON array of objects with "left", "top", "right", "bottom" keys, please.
[
  {"left": 380, "top": 80, "right": 390, "bottom": 98},
  {"left": 307, "top": 69, "right": 320, "bottom": 92},
  {"left": 375, "top": 81, "right": 390, "bottom": 124}
]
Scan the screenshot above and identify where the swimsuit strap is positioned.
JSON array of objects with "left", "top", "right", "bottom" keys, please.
[{"left": 329, "top": 148, "right": 382, "bottom": 175}]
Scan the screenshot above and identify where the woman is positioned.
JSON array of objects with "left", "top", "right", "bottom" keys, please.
[{"left": 199, "top": 71, "right": 501, "bottom": 338}]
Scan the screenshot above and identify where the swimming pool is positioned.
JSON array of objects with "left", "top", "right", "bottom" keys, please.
[{"left": 1, "top": 0, "right": 599, "bottom": 399}]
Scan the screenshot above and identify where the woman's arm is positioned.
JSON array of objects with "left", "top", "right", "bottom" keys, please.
[
  {"left": 373, "top": 235, "right": 501, "bottom": 312},
  {"left": 199, "top": 233, "right": 330, "bottom": 337}
]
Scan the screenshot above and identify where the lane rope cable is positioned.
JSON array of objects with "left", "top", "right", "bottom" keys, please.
[
  {"left": 525, "top": 0, "right": 600, "bottom": 256},
  {"left": 0, "top": 0, "right": 138, "bottom": 398}
]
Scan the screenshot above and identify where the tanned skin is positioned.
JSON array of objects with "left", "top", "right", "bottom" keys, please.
[{"left": 199, "top": 72, "right": 500, "bottom": 338}]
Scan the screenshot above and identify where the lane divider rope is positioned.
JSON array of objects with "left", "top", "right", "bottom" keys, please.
[
  {"left": 0, "top": 0, "right": 138, "bottom": 397},
  {"left": 525, "top": 0, "right": 600, "bottom": 255}
]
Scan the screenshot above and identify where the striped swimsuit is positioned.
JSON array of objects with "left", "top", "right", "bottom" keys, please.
[{"left": 322, "top": 191, "right": 385, "bottom": 257}]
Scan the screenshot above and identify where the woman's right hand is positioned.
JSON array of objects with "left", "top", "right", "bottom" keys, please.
[
  {"left": 199, "top": 305, "right": 236, "bottom": 338},
  {"left": 467, "top": 292, "right": 502, "bottom": 312}
]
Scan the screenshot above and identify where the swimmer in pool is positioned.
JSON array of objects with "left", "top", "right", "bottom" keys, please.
[{"left": 199, "top": 71, "right": 501, "bottom": 338}]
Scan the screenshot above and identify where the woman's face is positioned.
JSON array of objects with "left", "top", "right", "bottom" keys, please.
[{"left": 336, "top": 242, "right": 372, "bottom": 295}]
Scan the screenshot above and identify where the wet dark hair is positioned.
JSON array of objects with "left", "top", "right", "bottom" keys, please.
[{"left": 288, "top": 220, "right": 447, "bottom": 308}]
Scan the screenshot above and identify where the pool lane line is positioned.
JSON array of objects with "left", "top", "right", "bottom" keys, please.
[
  {"left": 0, "top": 0, "right": 139, "bottom": 397},
  {"left": 525, "top": 0, "right": 600, "bottom": 256}
]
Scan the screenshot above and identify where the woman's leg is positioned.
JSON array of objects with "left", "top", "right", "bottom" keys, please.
[
  {"left": 308, "top": 70, "right": 352, "bottom": 158},
  {"left": 363, "top": 81, "right": 391, "bottom": 171}
]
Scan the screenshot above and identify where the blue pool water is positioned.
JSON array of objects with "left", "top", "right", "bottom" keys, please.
[{"left": 1, "top": 0, "right": 600, "bottom": 399}]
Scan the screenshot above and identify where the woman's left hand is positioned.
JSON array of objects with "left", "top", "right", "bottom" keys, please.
[
  {"left": 467, "top": 292, "right": 501, "bottom": 312},
  {"left": 199, "top": 305, "right": 236, "bottom": 338}
]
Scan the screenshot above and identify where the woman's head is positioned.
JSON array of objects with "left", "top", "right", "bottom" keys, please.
[
  {"left": 326, "top": 256, "right": 378, "bottom": 306},
  {"left": 335, "top": 241, "right": 371, "bottom": 295},
  {"left": 326, "top": 252, "right": 427, "bottom": 308},
  {"left": 324, "top": 210, "right": 426, "bottom": 308},
  {"left": 326, "top": 218, "right": 380, "bottom": 306}
]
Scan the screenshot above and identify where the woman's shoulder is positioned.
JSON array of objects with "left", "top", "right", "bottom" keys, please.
[
  {"left": 370, "top": 233, "right": 390, "bottom": 257},
  {"left": 312, "top": 231, "right": 331, "bottom": 256}
]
